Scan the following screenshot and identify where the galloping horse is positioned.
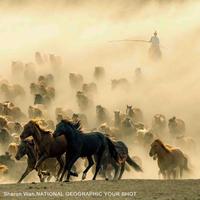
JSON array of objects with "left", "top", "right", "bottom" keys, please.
[
  {"left": 20, "top": 120, "right": 77, "bottom": 180},
  {"left": 149, "top": 139, "right": 189, "bottom": 179},
  {"left": 53, "top": 119, "right": 119, "bottom": 182},
  {"left": 15, "top": 139, "right": 58, "bottom": 183},
  {"left": 99, "top": 140, "right": 143, "bottom": 180}
]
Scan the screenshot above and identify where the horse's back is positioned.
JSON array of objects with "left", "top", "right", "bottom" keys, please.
[
  {"left": 77, "top": 131, "right": 106, "bottom": 156},
  {"left": 82, "top": 131, "right": 105, "bottom": 141},
  {"left": 171, "top": 148, "right": 185, "bottom": 160},
  {"left": 162, "top": 148, "right": 186, "bottom": 169},
  {"left": 49, "top": 135, "right": 67, "bottom": 156}
]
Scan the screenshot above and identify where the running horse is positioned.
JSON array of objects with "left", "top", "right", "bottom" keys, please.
[
  {"left": 149, "top": 139, "right": 189, "bottom": 179},
  {"left": 99, "top": 140, "right": 143, "bottom": 180},
  {"left": 53, "top": 119, "right": 119, "bottom": 182},
  {"left": 20, "top": 120, "right": 77, "bottom": 180},
  {"left": 15, "top": 139, "right": 59, "bottom": 183}
]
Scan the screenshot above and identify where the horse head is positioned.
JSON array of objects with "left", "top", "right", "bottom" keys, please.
[
  {"left": 114, "top": 111, "right": 120, "bottom": 118},
  {"left": 149, "top": 139, "right": 161, "bottom": 159},
  {"left": 15, "top": 139, "right": 34, "bottom": 160},
  {"left": 20, "top": 120, "right": 39, "bottom": 140},
  {"left": 53, "top": 119, "right": 81, "bottom": 138},
  {"left": 15, "top": 140, "right": 27, "bottom": 160},
  {"left": 149, "top": 139, "right": 170, "bottom": 160},
  {"left": 53, "top": 120, "right": 68, "bottom": 137},
  {"left": 126, "top": 105, "right": 133, "bottom": 116}
]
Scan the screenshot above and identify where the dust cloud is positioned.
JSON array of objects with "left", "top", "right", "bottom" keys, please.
[{"left": 0, "top": 0, "right": 200, "bottom": 181}]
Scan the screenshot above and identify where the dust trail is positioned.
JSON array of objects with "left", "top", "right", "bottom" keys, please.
[{"left": 0, "top": 0, "right": 200, "bottom": 181}]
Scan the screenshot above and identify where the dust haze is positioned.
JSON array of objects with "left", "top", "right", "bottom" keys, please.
[{"left": 0, "top": 0, "right": 200, "bottom": 182}]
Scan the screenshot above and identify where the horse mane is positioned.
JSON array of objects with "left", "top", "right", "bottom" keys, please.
[
  {"left": 154, "top": 139, "right": 172, "bottom": 153},
  {"left": 61, "top": 119, "right": 82, "bottom": 132},
  {"left": 30, "top": 120, "right": 52, "bottom": 134},
  {"left": 102, "top": 132, "right": 117, "bottom": 142}
]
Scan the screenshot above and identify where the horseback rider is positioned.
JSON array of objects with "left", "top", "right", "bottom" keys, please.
[
  {"left": 149, "top": 31, "right": 162, "bottom": 60},
  {"left": 149, "top": 31, "right": 160, "bottom": 48}
]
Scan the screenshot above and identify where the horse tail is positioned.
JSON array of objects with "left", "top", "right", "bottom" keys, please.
[
  {"left": 106, "top": 137, "right": 118, "bottom": 162},
  {"left": 126, "top": 155, "right": 143, "bottom": 172}
]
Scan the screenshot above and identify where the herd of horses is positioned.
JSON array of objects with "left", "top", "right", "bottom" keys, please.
[
  {"left": 0, "top": 51, "right": 194, "bottom": 183},
  {"left": 17, "top": 120, "right": 142, "bottom": 182},
  {"left": 15, "top": 119, "right": 190, "bottom": 183}
]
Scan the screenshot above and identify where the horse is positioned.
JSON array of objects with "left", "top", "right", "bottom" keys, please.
[
  {"left": 69, "top": 73, "right": 83, "bottom": 90},
  {"left": 149, "top": 44, "right": 162, "bottom": 61},
  {"left": 99, "top": 140, "right": 143, "bottom": 180},
  {"left": 121, "top": 117, "right": 137, "bottom": 135},
  {"left": 19, "top": 120, "right": 78, "bottom": 181},
  {"left": 94, "top": 66, "right": 105, "bottom": 80},
  {"left": 149, "top": 139, "right": 189, "bottom": 179},
  {"left": 168, "top": 117, "right": 185, "bottom": 137},
  {"left": 96, "top": 105, "right": 110, "bottom": 126},
  {"left": 126, "top": 105, "right": 143, "bottom": 123},
  {"left": 15, "top": 139, "right": 59, "bottom": 183},
  {"left": 151, "top": 114, "right": 166, "bottom": 137},
  {"left": 53, "top": 119, "right": 119, "bottom": 182},
  {"left": 76, "top": 91, "right": 92, "bottom": 111},
  {"left": 111, "top": 78, "right": 129, "bottom": 90}
]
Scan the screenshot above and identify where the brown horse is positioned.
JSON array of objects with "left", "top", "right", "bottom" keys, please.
[
  {"left": 149, "top": 139, "right": 189, "bottom": 179},
  {"left": 15, "top": 139, "right": 58, "bottom": 183},
  {"left": 20, "top": 120, "right": 77, "bottom": 180}
]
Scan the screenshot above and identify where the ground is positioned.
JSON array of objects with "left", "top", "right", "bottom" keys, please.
[{"left": 0, "top": 179, "right": 200, "bottom": 200}]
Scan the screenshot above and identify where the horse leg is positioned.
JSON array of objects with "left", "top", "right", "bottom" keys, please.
[
  {"left": 180, "top": 167, "right": 183, "bottom": 178},
  {"left": 158, "top": 170, "right": 161, "bottom": 179},
  {"left": 92, "top": 150, "right": 104, "bottom": 180},
  {"left": 64, "top": 155, "right": 79, "bottom": 182},
  {"left": 47, "top": 174, "right": 52, "bottom": 182},
  {"left": 38, "top": 170, "right": 45, "bottom": 182},
  {"left": 101, "top": 164, "right": 108, "bottom": 179},
  {"left": 167, "top": 170, "right": 171, "bottom": 179},
  {"left": 59, "top": 153, "right": 79, "bottom": 182},
  {"left": 172, "top": 170, "right": 176, "bottom": 179},
  {"left": 17, "top": 167, "right": 33, "bottom": 183},
  {"left": 118, "top": 162, "right": 125, "bottom": 180},
  {"left": 82, "top": 156, "right": 94, "bottom": 180},
  {"left": 161, "top": 170, "right": 166, "bottom": 179},
  {"left": 35, "top": 154, "right": 48, "bottom": 169},
  {"left": 56, "top": 156, "right": 64, "bottom": 181},
  {"left": 59, "top": 154, "right": 69, "bottom": 182},
  {"left": 112, "top": 162, "right": 120, "bottom": 180}
]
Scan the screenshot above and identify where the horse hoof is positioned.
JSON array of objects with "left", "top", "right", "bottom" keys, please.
[
  {"left": 71, "top": 172, "right": 78, "bottom": 177},
  {"left": 82, "top": 173, "right": 86, "bottom": 180},
  {"left": 74, "top": 172, "right": 78, "bottom": 177},
  {"left": 63, "top": 180, "right": 70, "bottom": 183}
]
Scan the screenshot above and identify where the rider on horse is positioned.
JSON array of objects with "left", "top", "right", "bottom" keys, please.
[{"left": 149, "top": 31, "right": 162, "bottom": 60}]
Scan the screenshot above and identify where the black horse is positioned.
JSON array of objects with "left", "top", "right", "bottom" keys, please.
[
  {"left": 99, "top": 141, "right": 143, "bottom": 180},
  {"left": 53, "top": 119, "right": 118, "bottom": 182}
]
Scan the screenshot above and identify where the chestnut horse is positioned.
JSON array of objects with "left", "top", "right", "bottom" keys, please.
[
  {"left": 20, "top": 120, "right": 77, "bottom": 180},
  {"left": 149, "top": 139, "right": 189, "bottom": 179}
]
